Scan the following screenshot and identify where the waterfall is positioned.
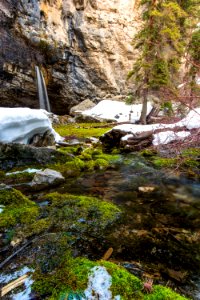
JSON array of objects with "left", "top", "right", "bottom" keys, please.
[{"left": 35, "top": 66, "right": 51, "bottom": 112}]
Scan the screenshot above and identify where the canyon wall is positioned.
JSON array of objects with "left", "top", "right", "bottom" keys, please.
[{"left": 0, "top": 0, "right": 140, "bottom": 114}]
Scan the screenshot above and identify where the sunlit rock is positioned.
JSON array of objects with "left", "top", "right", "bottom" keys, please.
[{"left": 31, "top": 169, "right": 65, "bottom": 188}]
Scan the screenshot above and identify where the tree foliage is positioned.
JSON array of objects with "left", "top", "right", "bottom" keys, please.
[{"left": 128, "top": 0, "right": 194, "bottom": 123}]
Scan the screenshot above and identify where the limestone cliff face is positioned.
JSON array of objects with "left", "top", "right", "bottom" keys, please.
[{"left": 0, "top": 0, "right": 140, "bottom": 114}]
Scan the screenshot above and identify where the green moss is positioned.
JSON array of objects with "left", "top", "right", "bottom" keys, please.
[
  {"left": 84, "top": 160, "right": 96, "bottom": 171},
  {"left": 152, "top": 157, "right": 177, "bottom": 168},
  {"left": 0, "top": 188, "right": 31, "bottom": 205},
  {"left": 0, "top": 171, "right": 5, "bottom": 180},
  {"left": 182, "top": 148, "right": 200, "bottom": 157},
  {"left": 33, "top": 254, "right": 188, "bottom": 300},
  {"left": 23, "top": 218, "right": 50, "bottom": 237},
  {"left": 100, "top": 260, "right": 142, "bottom": 299},
  {"left": 33, "top": 255, "right": 95, "bottom": 298},
  {"left": 95, "top": 158, "right": 109, "bottom": 169},
  {"left": 54, "top": 123, "right": 112, "bottom": 139},
  {"left": 49, "top": 147, "right": 120, "bottom": 176},
  {"left": 57, "top": 146, "right": 83, "bottom": 156},
  {"left": 0, "top": 188, "right": 39, "bottom": 229},
  {"left": 140, "top": 149, "right": 157, "bottom": 157},
  {"left": 79, "top": 152, "right": 92, "bottom": 161},
  {"left": 144, "top": 285, "right": 187, "bottom": 300},
  {"left": 48, "top": 157, "right": 86, "bottom": 178},
  {"left": 43, "top": 192, "right": 121, "bottom": 235}
]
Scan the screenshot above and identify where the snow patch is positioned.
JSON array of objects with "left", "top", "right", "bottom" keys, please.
[
  {"left": 82, "top": 100, "right": 152, "bottom": 122},
  {"left": 6, "top": 168, "right": 41, "bottom": 176},
  {"left": 153, "top": 131, "right": 191, "bottom": 146},
  {"left": 121, "top": 134, "right": 134, "bottom": 141},
  {"left": 84, "top": 266, "right": 120, "bottom": 300},
  {"left": 11, "top": 277, "right": 34, "bottom": 300},
  {"left": 0, "top": 267, "right": 34, "bottom": 300},
  {"left": 179, "top": 108, "right": 200, "bottom": 130},
  {"left": 0, "top": 267, "right": 33, "bottom": 284},
  {"left": 0, "top": 107, "right": 63, "bottom": 144},
  {"left": 109, "top": 108, "right": 200, "bottom": 146}
]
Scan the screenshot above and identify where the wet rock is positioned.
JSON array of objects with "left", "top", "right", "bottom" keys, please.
[
  {"left": 31, "top": 169, "right": 65, "bottom": 189},
  {"left": 0, "top": 143, "right": 66, "bottom": 170}
]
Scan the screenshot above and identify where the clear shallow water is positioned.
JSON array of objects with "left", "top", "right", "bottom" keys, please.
[{"left": 57, "top": 154, "right": 200, "bottom": 298}]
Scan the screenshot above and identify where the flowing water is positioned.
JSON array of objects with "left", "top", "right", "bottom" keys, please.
[{"left": 35, "top": 66, "right": 51, "bottom": 112}]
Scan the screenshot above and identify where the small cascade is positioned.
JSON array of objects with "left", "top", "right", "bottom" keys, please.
[{"left": 35, "top": 66, "right": 51, "bottom": 112}]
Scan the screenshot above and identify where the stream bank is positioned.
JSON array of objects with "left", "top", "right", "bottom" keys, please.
[{"left": 0, "top": 122, "right": 199, "bottom": 299}]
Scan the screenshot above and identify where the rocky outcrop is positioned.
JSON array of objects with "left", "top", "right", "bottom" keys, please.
[{"left": 0, "top": 0, "right": 140, "bottom": 114}]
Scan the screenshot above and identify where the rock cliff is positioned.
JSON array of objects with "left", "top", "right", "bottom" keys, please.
[{"left": 0, "top": 0, "right": 140, "bottom": 114}]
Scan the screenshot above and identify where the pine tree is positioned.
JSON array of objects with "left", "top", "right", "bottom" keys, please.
[{"left": 128, "top": 0, "right": 187, "bottom": 124}]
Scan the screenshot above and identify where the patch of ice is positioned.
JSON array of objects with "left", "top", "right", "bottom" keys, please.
[
  {"left": 82, "top": 100, "right": 152, "bottom": 123},
  {"left": 84, "top": 266, "right": 120, "bottom": 300},
  {"left": 6, "top": 168, "right": 41, "bottom": 176},
  {"left": 153, "top": 131, "right": 191, "bottom": 146}
]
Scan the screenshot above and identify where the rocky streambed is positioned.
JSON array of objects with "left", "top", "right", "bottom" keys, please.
[{"left": 0, "top": 122, "right": 200, "bottom": 300}]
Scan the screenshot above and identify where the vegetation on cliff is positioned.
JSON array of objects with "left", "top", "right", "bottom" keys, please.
[{"left": 128, "top": 0, "right": 199, "bottom": 124}]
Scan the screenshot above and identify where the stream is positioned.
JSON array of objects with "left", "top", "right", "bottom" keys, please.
[
  {"left": 57, "top": 154, "right": 200, "bottom": 299},
  {"left": 1, "top": 154, "right": 200, "bottom": 299}
]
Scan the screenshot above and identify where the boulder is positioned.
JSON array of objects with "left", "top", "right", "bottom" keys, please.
[
  {"left": 31, "top": 169, "right": 65, "bottom": 189},
  {"left": 70, "top": 100, "right": 96, "bottom": 116}
]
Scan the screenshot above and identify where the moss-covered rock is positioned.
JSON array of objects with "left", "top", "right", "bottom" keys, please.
[
  {"left": 49, "top": 148, "right": 120, "bottom": 176},
  {"left": 0, "top": 188, "right": 39, "bottom": 228},
  {"left": 43, "top": 192, "right": 121, "bottom": 236},
  {"left": 0, "top": 188, "right": 49, "bottom": 239},
  {"left": 33, "top": 254, "right": 188, "bottom": 300}
]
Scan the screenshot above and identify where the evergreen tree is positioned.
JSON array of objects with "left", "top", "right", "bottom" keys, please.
[{"left": 128, "top": 0, "right": 187, "bottom": 124}]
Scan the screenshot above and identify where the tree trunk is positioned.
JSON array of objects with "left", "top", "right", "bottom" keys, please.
[
  {"left": 139, "top": 90, "right": 148, "bottom": 124},
  {"left": 146, "top": 105, "right": 160, "bottom": 124}
]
